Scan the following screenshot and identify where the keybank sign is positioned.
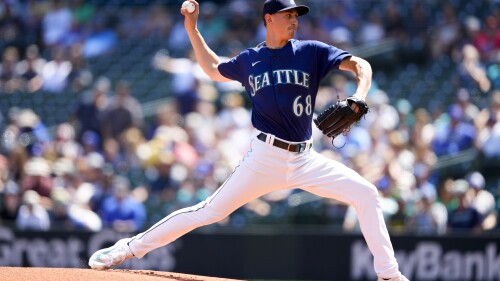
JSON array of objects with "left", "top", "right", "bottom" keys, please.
[{"left": 351, "top": 240, "right": 500, "bottom": 281}]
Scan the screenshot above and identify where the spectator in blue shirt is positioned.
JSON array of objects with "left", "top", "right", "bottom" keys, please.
[
  {"left": 432, "top": 104, "right": 476, "bottom": 156},
  {"left": 100, "top": 175, "right": 146, "bottom": 232}
]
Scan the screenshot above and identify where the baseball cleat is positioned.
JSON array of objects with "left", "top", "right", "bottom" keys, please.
[
  {"left": 377, "top": 275, "right": 409, "bottom": 281},
  {"left": 88, "top": 238, "right": 134, "bottom": 270}
]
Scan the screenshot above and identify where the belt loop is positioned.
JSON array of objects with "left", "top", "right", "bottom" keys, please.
[{"left": 267, "top": 134, "right": 275, "bottom": 145}]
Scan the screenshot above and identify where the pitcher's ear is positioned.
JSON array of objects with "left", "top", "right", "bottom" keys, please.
[{"left": 264, "top": 14, "right": 272, "bottom": 24}]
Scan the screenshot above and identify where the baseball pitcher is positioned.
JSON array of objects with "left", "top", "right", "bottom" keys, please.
[{"left": 89, "top": 1, "right": 409, "bottom": 280}]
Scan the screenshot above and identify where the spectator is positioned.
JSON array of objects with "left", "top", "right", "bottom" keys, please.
[
  {"left": 102, "top": 138, "right": 126, "bottom": 172},
  {"left": 387, "top": 196, "right": 409, "bottom": 234},
  {"left": 116, "top": 6, "right": 148, "bottom": 39},
  {"left": 152, "top": 50, "right": 204, "bottom": 115},
  {"left": 67, "top": 43, "right": 93, "bottom": 92},
  {"left": 120, "top": 127, "right": 146, "bottom": 171},
  {"left": 143, "top": 3, "right": 172, "bottom": 38},
  {"left": 80, "top": 130, "right": 101, "bottom": 156},
  {"left": 475, "top": 91, "right": 500, "bottom": 158},
  {"left": 215, "top": 92, "right": 252, "bottom": 136},
  {"left": 0, "top": 180, "right": 21, "bottom": 229},
  {"left": 51, "top": 157, "right": 77, "bottom": 192},
  {"left": 382, "top": 2, "right": 404, "bottom": 40},
  {"left": 148, "top": 153, "right": 175, "bottom": 197},
  {"left": 16, "top": 189, "right": 51, "bottom": 231},
  {"left": 0, "top": 3, "right": 25, "bottom": 51},
  {"left": 17, "top": 44, "right": 45, "bottom": 93},
  {"left": 454, "top": 44, "right": 491, "bottom": 94},
  {"left": 79, "top": 152, "right": 109, "bottom": 212},
  {"left": 430, "top": 3, "right": 460, "bottom": 58},
  {"left": 15, "top": 109, "right": 51, "bottom": 157},
  {"left": 81, "top": 15, "right": 118, "bottom": 58},
  {"left": 70, "top": 0, "right": 95, "bottom": 27},
  {"left": 17, "top": 1, "right": 48, "bottom": 48},
  {"left": 72, "top": 76, "right": 110, "bottom": 146},
  {"left": 50, "top": 186, "right": 102, "bottom": 231},
  {"left": 328, "top": 25, "right": 353, "bottom": 51},
  {"left": 41, "top": 0, "right": 73, "bottom": 48},
  {"left": 357, "top": 10, "right": 385, "bottom": 45},
  {"left": 406, "top": 187, "right": 447, "bottom": 235},
  {"left": 447, "top": 179, "right": 483, "bottom": 234},
  {"left": 431, "top": 104, "right": 476, "bottom": 157},
  {"left": 51, "top": 157, "right": 104, "bottom": 232},
  {"left": 466, "top": 171, "right": 497, "bottom": 231},
  {"left": 49, "top": 187, "right": 72, "bottom": 230},
  {"left": 438, "top": 177, "right": 457, "bottom": 212},
  {"left": 100, "top": 175, "right": 146, "bottom": 232},
  {"left": 405, "top": 2, "right": 430, "bottom": 46},
  {"left": 102, "top": 80, "right": 143, "bottom": 143},
  {"left": 41, "top": 45, "right": 72, "bottom": 93},
  {"left": 468, "top": 14, "right": 500, "bottom": 63},
  {"left": 138, "top": 103, "right": 189, "bottom": 169},
  {"left": 0, "top": 46, "right": 23, "bottom": 93},
  {"left": 52, "top": 122, "right": 81, "bottom": 160},
  {"left": 452, "top": 88, "right": 480, "bottom": 122},
  {"left": 20, "top": 157, "right": 53, "bottom": 198}
]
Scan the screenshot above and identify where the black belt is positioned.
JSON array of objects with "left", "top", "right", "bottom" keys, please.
[{"left": 257, "top": 133, "right": 312, "bottom": 153}]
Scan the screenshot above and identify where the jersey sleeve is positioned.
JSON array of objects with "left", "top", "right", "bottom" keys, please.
[
  {"left": 218, "top": 55, "right": 245, "bottom": 83},
  {"left": 315, "top": 41, "right": 352, "bottom": 79}
]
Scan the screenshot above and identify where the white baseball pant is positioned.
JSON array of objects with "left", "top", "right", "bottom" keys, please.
[{"left": 128, "top": 130, "right": 400, "bottom": 277}]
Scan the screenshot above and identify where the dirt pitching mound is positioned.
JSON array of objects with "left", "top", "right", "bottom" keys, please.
[{"left": 0, "top": 267, "right": 243, "bottom": 281}]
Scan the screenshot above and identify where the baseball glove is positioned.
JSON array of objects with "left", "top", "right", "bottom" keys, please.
[{"left": 313, "top": 97, "right": 369, "bottom": 139}]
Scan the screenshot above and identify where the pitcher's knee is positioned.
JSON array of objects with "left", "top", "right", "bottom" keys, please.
[
  {"left": 351, "top": 181, "right": 380, "bottom": 209},
  {"left": 191, "top": 200, "right": 231, "bottom": 225}
]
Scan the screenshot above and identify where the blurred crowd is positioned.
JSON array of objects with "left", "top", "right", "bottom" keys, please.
[{"left": 0, "top": 0, "right": 499, "bottom": 235}]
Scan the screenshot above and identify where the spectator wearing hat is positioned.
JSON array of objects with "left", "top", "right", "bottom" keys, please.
[
  {"left": 15, "top": 109, "right": 51, "bottom": 157},
  {"left": 20, "top": 157, "right": 53, "bottom": 198},
  {"left": 466, "top": 171, "right": 497, "bottom": 231},
  {"left": 16, "top": 190, "right": 51, "bottom": 231},
  {"left": 53, "top": 122, "right": 82, "bottom": 160},
  {"left": 446, "top": 179, "right": 483, "bottom": 234}
]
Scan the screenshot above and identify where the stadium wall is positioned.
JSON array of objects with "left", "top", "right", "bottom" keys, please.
[{"left": 0, "top": 226, "right": 499, "bottom": 281}]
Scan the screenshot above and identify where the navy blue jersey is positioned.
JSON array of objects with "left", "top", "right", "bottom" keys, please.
[{"left": 218, "top": 39, "right": 351, "bottom": 142}]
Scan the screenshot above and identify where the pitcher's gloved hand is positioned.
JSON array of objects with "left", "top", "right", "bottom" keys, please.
[{"left": 313, "top": 97, "right": 369, "bottom": 140}]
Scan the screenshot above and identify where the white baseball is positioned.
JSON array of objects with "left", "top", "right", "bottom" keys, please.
[{"left": 182, "top": 1, "right": 195, "bottom": 14}]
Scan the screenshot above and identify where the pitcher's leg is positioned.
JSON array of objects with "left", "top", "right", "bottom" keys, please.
[
  {"left": 298, "top": 154, "right": 400, "bottom": 278},
  {"left": 129, "top": 156, "right": 286, "bottom": 258}
]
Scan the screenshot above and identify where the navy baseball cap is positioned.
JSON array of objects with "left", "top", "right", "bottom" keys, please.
[{"left": 263, "top": 0, "right": 310, "bottom": 17}]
